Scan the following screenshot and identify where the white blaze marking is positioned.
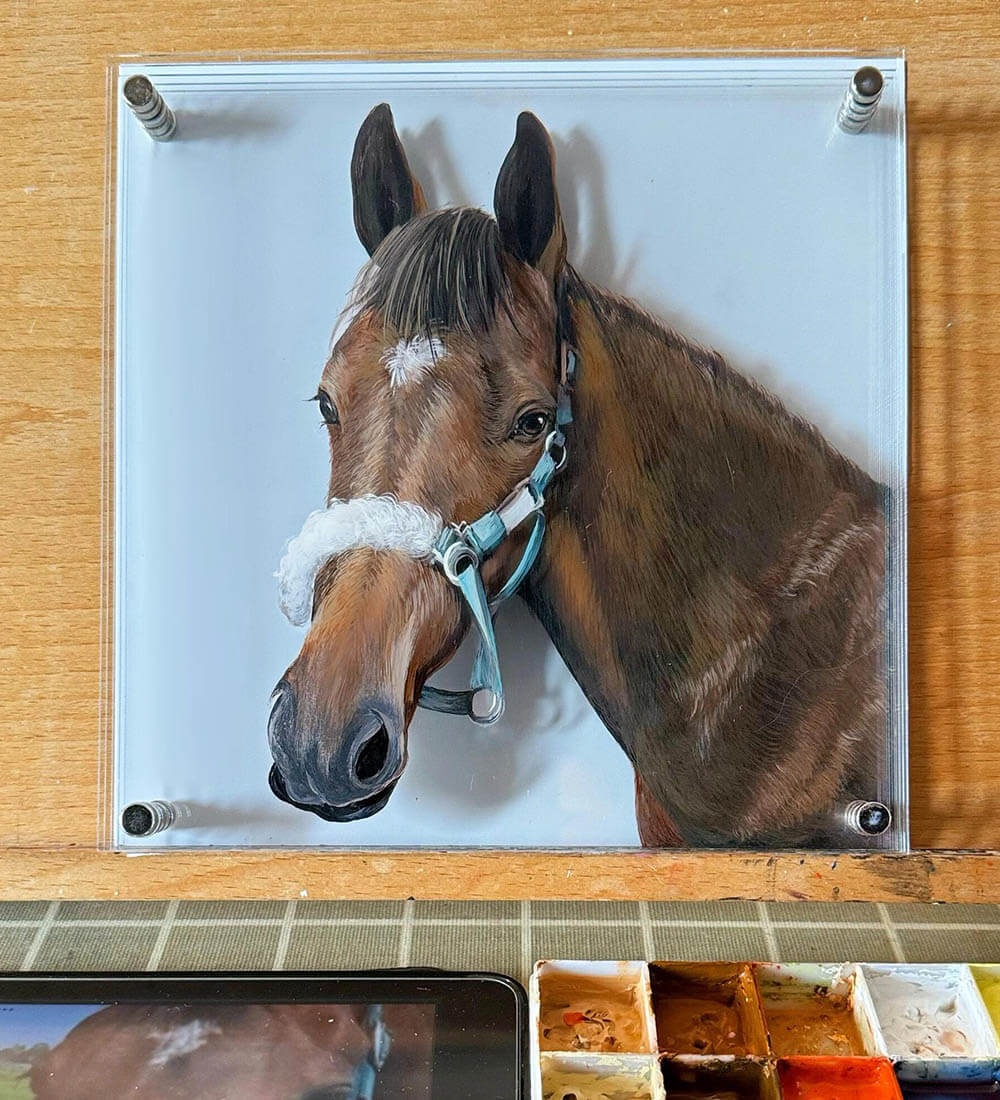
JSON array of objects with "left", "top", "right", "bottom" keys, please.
[
  {"left": 276, "top": 494, "right": 444, "bottom": 626},
  {"left": 382, "top": 335, "right": 444, "bottom": 389},
  {"left": 148, "top": 1020, "right": 221, "bottom": 1067}
]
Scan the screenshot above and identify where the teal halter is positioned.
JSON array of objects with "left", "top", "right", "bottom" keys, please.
[
  {"left": 347, "top": 1004, "right": 391, "bottom": 1100},
  {"left": 418, "top": 339, "right": 577, "bottom": 725}
]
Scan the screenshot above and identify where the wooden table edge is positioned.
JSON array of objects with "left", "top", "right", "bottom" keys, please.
[{"left": 2, "top": 849, "right": 997, "bottom": 903}]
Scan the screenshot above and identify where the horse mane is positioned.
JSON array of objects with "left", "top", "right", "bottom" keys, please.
[
  {"left": 354, "top": 207, "right": 514, "bottom": 338},
  {"left": 565, "top": 268, "right": 876, "bottom": 493}
]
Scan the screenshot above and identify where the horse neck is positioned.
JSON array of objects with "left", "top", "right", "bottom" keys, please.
[{"left": 525, "top": 274, "right": 873, "bottom": 747}]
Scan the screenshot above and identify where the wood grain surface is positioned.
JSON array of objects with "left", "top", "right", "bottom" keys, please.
[
  {"left": 1, "top": 0, "right": 998, "bottom": 900},
  {"left": 3, "top": 848, "right": 1000, "bottom": 904}
]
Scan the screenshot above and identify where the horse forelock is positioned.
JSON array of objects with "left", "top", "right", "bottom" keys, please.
[{"left": 349, "top": 207, "right": 514, "bottom": 340}]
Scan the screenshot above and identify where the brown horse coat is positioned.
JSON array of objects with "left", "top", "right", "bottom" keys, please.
[
  {"left": 528, "top": 274, "right": 886, "bottom": 845},
  {"left": 31, "top": 1003, "right": 432, "bottom": 1099}
]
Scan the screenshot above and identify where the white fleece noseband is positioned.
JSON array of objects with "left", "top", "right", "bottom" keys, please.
[{"left": 277, "top": 495, "right": 444, "bottom": 626}]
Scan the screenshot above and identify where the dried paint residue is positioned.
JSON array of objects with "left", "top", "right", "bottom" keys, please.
[
  {"left": 660, "top": 1056, "right": 781, "bottom": 1099},
  {"left": 761, "top": 986, "right": 865, "bottom": 1057},
  {"left": 542, "top": 1064, "right": 653, "bottom": 1100},
  {"left": 650, "top": 963, "right": 768, "bottom": 1056},
  {"left": 539, "top": 973, "right": 647, "bottom": 1053},
  {"left": 777, "top": 1056, "right": 901, "bottom": 1099},
  {"left": 865, "top": 967, "right": 995, "bottom": 1059}
]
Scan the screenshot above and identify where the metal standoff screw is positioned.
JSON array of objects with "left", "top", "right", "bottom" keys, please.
[
  {"left": 837, "top": 66, "right": 884, "bottom": 134},
  {"left": 122, "top": 74, "right": 177, "bottom": 141},
  {"left": 843, "top": 799, "right": 892, "bottom": 836},
  {"left": 121, "top": 800, "right": 178, "bottom": 837}
]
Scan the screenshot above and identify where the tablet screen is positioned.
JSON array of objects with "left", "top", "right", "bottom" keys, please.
[
  {"left": 0, "top": 971, "right": 526, "bottom": 1099},
  {"left": 1, "top": 1000, "right": 433, "bottom": 1098}
]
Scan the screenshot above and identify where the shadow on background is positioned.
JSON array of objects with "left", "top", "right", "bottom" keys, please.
[
  {"left": 407, "top": 598, "right": 596, "bottom": 816},
  {"left": 172, "top": 107, "right": 285, "bottom": 142}
]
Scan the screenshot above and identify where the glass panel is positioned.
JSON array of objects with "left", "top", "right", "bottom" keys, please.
[{"left": 108, "top": 55, "right": 908, "bottom": 850}]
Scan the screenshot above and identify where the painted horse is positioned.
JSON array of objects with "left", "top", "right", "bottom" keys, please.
[
  {"left": 31, "top": 1002, "right": 430, "bottom": 1099},
  {"left": 269, "top": 104, "right": 888, "bottom": 847}
]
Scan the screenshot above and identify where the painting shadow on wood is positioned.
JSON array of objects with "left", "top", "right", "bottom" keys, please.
[{"left": 907, "top": 101, "right": 1000, "bottom": 849}]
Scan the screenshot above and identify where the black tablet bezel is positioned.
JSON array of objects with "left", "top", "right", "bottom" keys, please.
[{"left": 0, "top": 969, "right": 527, "bottom": 1099}]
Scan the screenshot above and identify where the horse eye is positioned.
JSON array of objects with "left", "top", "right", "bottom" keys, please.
[
  {"left": 315, "top": 390, "right": 339, "bottom": 425},
  {"left": 512, "top": 409, "right": 551, "bottom": 440}
]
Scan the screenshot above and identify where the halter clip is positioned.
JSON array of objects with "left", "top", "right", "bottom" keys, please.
[{"left": 437, "top": 537, "right": 479, "bottom": 585}]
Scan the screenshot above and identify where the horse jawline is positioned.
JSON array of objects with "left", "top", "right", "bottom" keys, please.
[{"left": 268, "top": 765, "right": 398, "bottom": 822}]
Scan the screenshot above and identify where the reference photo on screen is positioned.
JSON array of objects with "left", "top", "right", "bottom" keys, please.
[
  {"left": 0, "top": 1001, "right": 432, "bottom": 1098},
  {"left": 110, "top": 57, "right": 908, "bottom": 852},
  {"left": 0, "top": 972, "right": 526, "bottom": 1100}
]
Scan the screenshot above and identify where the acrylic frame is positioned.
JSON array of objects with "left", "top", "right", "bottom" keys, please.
[{"left": 102, "top": 52, "right": 909, "bottom": 853}]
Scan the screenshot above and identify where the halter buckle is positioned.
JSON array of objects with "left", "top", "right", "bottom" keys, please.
[
  {"left": 436, "top": 533, "right": 479, "bottom": 586},
  {"left": 544, "top": 429, "right": 568, "bottom": 471}
]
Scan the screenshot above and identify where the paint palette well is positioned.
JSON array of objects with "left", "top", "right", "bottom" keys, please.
[
  {"left": 755, "top": 963, "right": 882, "bottom": 1058},
  {"left": 536, "top": 962, "right": 656, "bottom": 1055},
  {"left": 541, "top": 1053, "right": 666, "bottom": 1100},
  {"left": 530, "top": 963, "right": 1000, "bottom": 1099},
  {"left": 863, "top": 965, "right": 1000, "bottom": 1083},
  {"left": 777, "top": 1056, "right": 904, "bottom": 1099},
  {"left": 661, "top": 1056, "right": 782, "bottom": 1099},
  {"left": 650, "top": 963, "right": 769, "bottom": 1057},
  {"left": 973, "top": 966, "right": 1000, "bottom": 1039}
]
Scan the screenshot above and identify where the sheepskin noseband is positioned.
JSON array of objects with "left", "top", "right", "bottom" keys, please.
[{"left": 277, "top": 494, "right": 444, "bottom": 626}]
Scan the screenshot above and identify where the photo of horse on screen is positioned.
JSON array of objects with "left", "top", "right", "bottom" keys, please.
[
  {"left": 5, "top": 1001, "right": 431, "bottom": 1099},
  {"left": 268, "top": 102, "right": 890, "bottom": 849}
]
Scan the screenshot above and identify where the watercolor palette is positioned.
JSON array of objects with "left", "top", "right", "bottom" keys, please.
[{"left": 531, "top": 962, "right": 1000, "bottom": 1099}]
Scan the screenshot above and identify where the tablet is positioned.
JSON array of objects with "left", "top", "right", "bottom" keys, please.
[{"left": 0, "top": 969, "right": 526, "bottom": 1099}]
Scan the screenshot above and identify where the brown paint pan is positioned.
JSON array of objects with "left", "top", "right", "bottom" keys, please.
[
  {"left": 659, "top": 1055, "right": 781, "bottom": 1099},
  {"left": 649, "top": 963, "right": 769, "bottom": 1058},
  {"left": 753, "top": 963, "right": 884, "bottom": 1058}
]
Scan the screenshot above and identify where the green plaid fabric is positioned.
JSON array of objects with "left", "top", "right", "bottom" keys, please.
[{"left": 2, "top": 901, "right": 999, "bottom": 985}]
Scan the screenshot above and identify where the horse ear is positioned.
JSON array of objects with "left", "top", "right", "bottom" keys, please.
[
  {"left": 493, "top": 111, "right": 566, "bottom": 283},
  {"left": 351, "top": 103, "right": 428, "bottom": 256}
]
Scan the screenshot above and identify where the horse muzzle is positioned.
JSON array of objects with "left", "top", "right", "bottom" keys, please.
[
  {"left": 268, "top": 764, "right": 399, "bottom": 822},
  {"left": 268, "top": 682, "right": 404, "bottom": 821}
]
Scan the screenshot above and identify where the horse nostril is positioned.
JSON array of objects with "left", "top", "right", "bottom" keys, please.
[{"left": 354, "top": 722, "right": 391, "bottom": 784}]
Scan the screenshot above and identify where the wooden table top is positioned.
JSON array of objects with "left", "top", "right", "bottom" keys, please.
[{"left": 1, "top": 0, "right": 998, "bottom": 900}]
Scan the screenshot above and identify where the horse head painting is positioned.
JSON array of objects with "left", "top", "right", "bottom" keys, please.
[
  {"left": 30, "top": 1002, "right": 430, "bottom": 1099},
  {"left": 269, "top": 103, "right": 889, "bottom": 848}
]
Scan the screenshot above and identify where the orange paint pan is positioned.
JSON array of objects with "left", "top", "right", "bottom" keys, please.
[{"left": 777, "top": 1057, "right": 903, "bottom": 1099}]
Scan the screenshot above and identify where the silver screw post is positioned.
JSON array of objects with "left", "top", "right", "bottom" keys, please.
[
  {"left": 843, "top": 799, "right": 892, "bottom": 836},
  {"left": 122, "top": 75, "right": 177, "bottom": 142},
  {"left": 837, "top": 66, "right": 884, "bottom": 134},
  {"left": 121, "top": 800, "right": 178, "bottom": 837}
]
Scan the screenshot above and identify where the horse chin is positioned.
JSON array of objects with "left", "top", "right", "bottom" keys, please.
[{"left": 268, "top": 765, "right": 399, "bottom": 822}]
